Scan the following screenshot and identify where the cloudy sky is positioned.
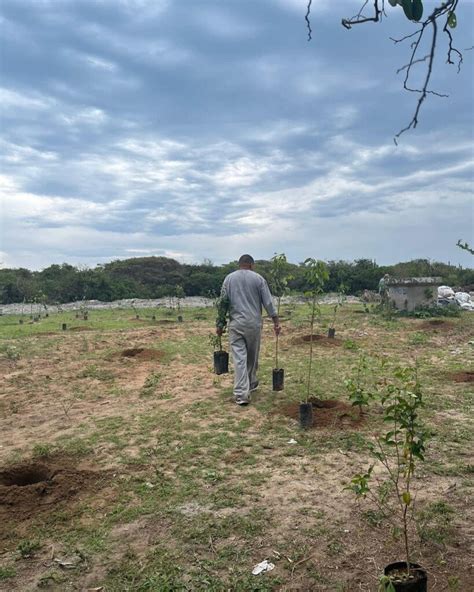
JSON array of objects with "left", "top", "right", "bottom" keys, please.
[{"left": 1, "top": 0, "right": 473, "bottom": 270}]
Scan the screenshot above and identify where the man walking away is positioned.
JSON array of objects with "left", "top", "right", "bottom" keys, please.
[{"left": 216, "top": 254, "right": 281, "bottom": 405}]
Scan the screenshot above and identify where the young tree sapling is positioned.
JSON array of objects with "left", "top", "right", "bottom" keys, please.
[
  {"left": 303, "top": 258, "right": 329, "bottom": 403},
  {"left": 346, "top": 364, "right": 430, "bottom": 589},
  {"left": 175, "top": 284, "right": 185, "bottom": 321},
  {"left": 344, "top": 355, "right": 376, "bottom": 417},
  {"left": 328, "top": 283, "right": 347, "bottom": 337},
  {"left": 269, "top": 253, "right": 292, "bottom": 390},
  {"left": 296, "top": 259, "right": 329, "bottom": 428}
]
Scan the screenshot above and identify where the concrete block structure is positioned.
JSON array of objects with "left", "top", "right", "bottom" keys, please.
[{"left": 386, "top": 277, "right": 442, "bottom": 312}]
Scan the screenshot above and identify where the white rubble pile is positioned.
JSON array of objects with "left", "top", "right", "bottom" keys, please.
[
  {"left": 455, "top": 291, "right": 474, "bottom": 311},
  {"left": 0, "top": 294, "right": 361, "bottom": 316},
  {"left": 437, "top": 286, "right": 474, "bottom": 311}
]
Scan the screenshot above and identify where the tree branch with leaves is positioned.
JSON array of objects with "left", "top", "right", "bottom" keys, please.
[{"left": 306, "top": 0, "right": 465, "bottom": 142}]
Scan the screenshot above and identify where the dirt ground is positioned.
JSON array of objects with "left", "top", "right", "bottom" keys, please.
[{"left": 0, "top": 309, "right": 472, "bottom": 591}]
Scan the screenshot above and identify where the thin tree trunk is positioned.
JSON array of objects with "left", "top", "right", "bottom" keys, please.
[
  {"left": 306, "top": 294, "right": 316, "bottom": 402},
  {"left": 275, "top": 296, "right": 281, "bottom": 369}
]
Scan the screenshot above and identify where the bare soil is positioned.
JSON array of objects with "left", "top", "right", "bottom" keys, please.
[
  {"left": 120, "top": 347, "right": 164, "bottom": 360},
  {"left": 0, "top": 456, "right": 109, "bottom": 537},
  {"left": 293, "top": 334, "right": 343, "bottom": 347},
  {"left": 275, "top": 397, "right": 364, "bottom": 429},
  {"left": 449, "top": 370, "right": 474, "bottom": 383},
  {"left": 420, "top": 319, "right": 454, "bottom": 331}
]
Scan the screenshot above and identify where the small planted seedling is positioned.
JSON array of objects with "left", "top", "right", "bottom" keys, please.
[
  {"left": 38, "top": 290, "right": 49, "bottom": 318},
  {"left": 344, "top": 355, "right": 375, "bottom": 417},
  {"left": 269, "top": 253, "right": 292, "bottom": 391},
  {"left": 300, "top": 258, "right": 329, "bottom": 428},
  {"left": 131, "top": 300, "right": 139, "bottom": 319},
  {"left": 19, "top": 298, "right": 26, "bottom": 324},
  {"left": 346, "top": 365, "right": 429, "bottom": 591},
  {"left": 29, "top": 297, "right": 36, "bottom": 320},
  {"left": 328, "top": 283, "right": 346, "bottom": 338},
  {"left": 175, "top": 284, "right": 185, "bottom": 322},
  {"left": 79, "top": 292, "right": 89, "bottom": 320}
]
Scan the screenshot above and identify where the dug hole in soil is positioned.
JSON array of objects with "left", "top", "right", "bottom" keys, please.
[
  {"left": 293, "top": 334, "right": 343, "bottom": 347},
  {"left": 419, "top": 320, "right": 454, "bottom": 331},
  {"left": 449, "top": 370, "right": 474, "bottom": 383},
  {"left": 275, "top": 398, "right": 364, "bottom": 430},
  {"left": 0, "top": 458, "right": 108, "bottom": 533},
  {"left": 120, "top": 348, "right": 164, "bottom": 361}
]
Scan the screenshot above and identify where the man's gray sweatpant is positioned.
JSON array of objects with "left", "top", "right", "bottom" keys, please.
[{"left": 229, "top": 324, "right": 261, "bottom": 403}]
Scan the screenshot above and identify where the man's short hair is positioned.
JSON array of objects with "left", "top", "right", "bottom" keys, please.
[{"left": 238, "top": 254, "right": 255, "bottom": 265}]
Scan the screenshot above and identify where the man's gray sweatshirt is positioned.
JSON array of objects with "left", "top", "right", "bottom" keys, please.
[{"left": 221, "top": 269, "right": 277, "bottom": 328}]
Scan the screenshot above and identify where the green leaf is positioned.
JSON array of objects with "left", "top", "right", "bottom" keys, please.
[
  {"left": 379, "top": 576, "right": 397, "bottom": 592},
  {"left": 402, "top": 491, "right": 411, "bottom": 505},
  {"left": 412, "top": 0, "right": 423, "bottom": 21},
  {"left": 401, "top": 0, "right": 413, "bottom": 20},
  {"left": 448, "top": 11, "right": 457, "bottom": 28}
]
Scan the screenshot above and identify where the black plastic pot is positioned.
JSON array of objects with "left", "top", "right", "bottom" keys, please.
[
  {"left": 135, "top": 315, "right": 139, "bottom": 319},
  {"left": 45, "top": 313, "right": 49, "bottom": 317},
  {"left": 178, "top": 315, "right": 183, "bottom": 322},
  {"left": 62, "top": 323, "right": 67, "bottom": 331},
  {"left": 83, "top": 314, "right": 88, "bottom": 321},
  {"left": 152, "top": 315, "right": 156, "bottom": 320},
  {"left": 213, "top": 351, "right": 229, "bottom": 375},
  {"left": 328, "top": 328, "right": 336, "bottom": 338},
  {"left": 19, "top": 319, "right": 23, "bottom": 325},
  {"left": 299, "top": 402, "right": 313, "bottom": 429},
  {"left": 383, "top": 562, "right": 427, "bottom": 592},
  {"left": 272, "top": 368, "right": 284, "bottom": 391},
  {"left": 75, "top": 313, "right": 79, "bottom": 318}
]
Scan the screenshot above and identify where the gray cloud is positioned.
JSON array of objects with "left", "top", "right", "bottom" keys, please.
[{"left": 1, "top": 0, "right": 473, "bottom": 270}]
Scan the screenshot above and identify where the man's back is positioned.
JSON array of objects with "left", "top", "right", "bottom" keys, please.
[{"left": 222, "top": 269, "right": 275, "bottom": 327}]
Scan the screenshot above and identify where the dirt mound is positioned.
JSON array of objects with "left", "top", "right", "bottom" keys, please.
[
  {"left": 32, "top": 331, "right": 59, "bottom": 337},
  {"left": 0, "top": 459, "right": 108, "bottom": 530},
  {"left": 420, "top": 320, "right": 454, "bottom": 330},
  {"left": 449, "top": 371, "right": 474, "bottom": 383},
  {"left": 69, "top": 326, "right": 93, "bottom": 332},
  {"left": 275, "top": 398, "right": 363, "bottom": 430},
  {"left": 121, "top": 348, "right": 164, "bottom": 361},
  {"left": 292, "top": 334, "right": 343, "bottom": 347}
]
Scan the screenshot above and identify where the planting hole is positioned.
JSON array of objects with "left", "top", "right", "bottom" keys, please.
[
  {"left": 449, "top": 371, "right": 474, "bottom": 383},
  {"left": 420, "top": 319, "right": 453, "bottom": 331},
  {"left": 294, "top": 334, "right": 343, "bottom": 347},
  {"left": 0, "top": 465, "right": 51, "bottom": 487},
  {"left": 122, "top": 348, "right": 145, "bottom": 357},
  {"left": 274, "top": 398, "right": 364, "bottom": 430},
  {"left": 121, "top": 348, "right": 164, "bottom": 361}
]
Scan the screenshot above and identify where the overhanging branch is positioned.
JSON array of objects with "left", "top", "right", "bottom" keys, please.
[{"left": 304, "top": 0, "right": 465, "bottom": 141}]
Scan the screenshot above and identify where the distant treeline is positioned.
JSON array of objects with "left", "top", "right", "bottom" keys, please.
[{"left": 0, "top": 257, "right": 472, "bottom": 305}]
